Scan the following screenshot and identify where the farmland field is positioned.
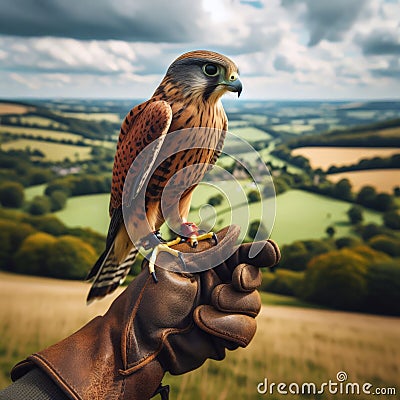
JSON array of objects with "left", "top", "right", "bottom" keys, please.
[
  {"left": 230, "top": 126, "right": 272, "bottom": 142},
  {"left": 271, "top": 124, "right": 313, "bottom": 135},
  {"left": 0, "top": 272, "right": 398, "bottom": 399},
  {"left": 54, "top": 193, "right": 110, "bottom": 233},
  {"left": 1, "top": 139, "right": 92, "bottom": 161},
  {"left": 55, "top": 111, "right": 121, "bottom": 123},
  {"left": 0, "top": 125, "right": 83, "bottom": 142},
  {"left": 0, "top": 103, "right": 34, "bottom": 115},
  {"left": 24, "top": 184, "right": 46, "bottom": 201},
  {"left": 328, "top": 169, "right": 400, "bottom": 193},
  {"left": 292, "top": 147, "right": 400, "bottom": 170},
  {"left": 18, "top": 115, "right": 69, "bottom": 129},
  {"left": 52, "top": 188, "right": 383, "bottom": 245}
]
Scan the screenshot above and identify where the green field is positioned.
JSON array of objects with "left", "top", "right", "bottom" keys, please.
[
  {"left": 55, "top": 111, "right": 121, "bottom": 123},
  {"left": 50, "top": 187, "right": 383, "bottom": 246},
  {"left": 230, "top": 126, "right": 272, "bottom": 142},
  {"left": 0, "top": 272, "right": 398, "bottom": 399},
  {"left": 18, "top": 115, "right": 69, "bottom": 130},
  {"left": 54, "top": 193, "right": 110, "bottom": 234},
  {"left": 0, "top": 125, "right": 83, "bottom": 142},
  {"left": 239, "top": 114, "right": 269, "bottom": 124},
  {"left": 24, "top": 184, "right": 46, "bottom": 201},
  {"left": 1, "top": 139, "right": 92, "bottom": 161},
  {"left": 271, "top": 124, "right": 314, "bottom": 134}
]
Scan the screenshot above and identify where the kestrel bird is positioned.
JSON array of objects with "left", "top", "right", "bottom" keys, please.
[{"left": 86, "top": 50, "right": 242, "bottom": 303}]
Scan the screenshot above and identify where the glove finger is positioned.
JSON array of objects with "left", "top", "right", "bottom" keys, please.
[
  {"left": 194, "top": 305, "right": 257, "bottom": 348},
  {"left": 232, "top": 264, "right": 262, "bottom": 292},
  {"left": 212, "top": 284, "right": 261, "bottom": 318},
  {"left": 226, "top": 239, "right": 280, "bottom": 272}
]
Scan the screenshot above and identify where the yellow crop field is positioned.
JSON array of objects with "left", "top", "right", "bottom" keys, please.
[
  {"left": 0, "top": 272, "right": 398, "bottom": 399},
  {"left": 292, "top": 147, "right": 400, "bottom": 170},
  {"left": 0, "top": 125, "right": 83, "bottom": 142},
  {"left": 1, "top": 139, "right": 92, "bottom": 161},
  {"left": 0, "top": 103, "right": 34, "bottom": 115},
  {"left": 328, "top": 169, "right": 400, "bottom": 193}
]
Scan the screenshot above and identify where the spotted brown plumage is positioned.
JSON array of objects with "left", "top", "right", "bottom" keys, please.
[{"left": 86, "top": 50, "right": 242, "bottom": 303}]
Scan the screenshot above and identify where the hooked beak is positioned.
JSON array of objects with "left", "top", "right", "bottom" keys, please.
[{"left": 223, "top": 78, "right": 243, "bottom": 98}]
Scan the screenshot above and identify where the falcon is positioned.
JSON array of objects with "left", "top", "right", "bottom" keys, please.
[{"left": 86, "top": 50, "right": 242, "bottom": 303}]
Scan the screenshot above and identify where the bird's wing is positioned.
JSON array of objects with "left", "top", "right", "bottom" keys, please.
[
  {"left": 208, "top": 117, "right": 228, "bottom": 170},
  {"left": 86, "top": 100, "right": 172, "bottom": 286},
  {"left": 110, "top": 99, "right": 173, "bottom": 212}
]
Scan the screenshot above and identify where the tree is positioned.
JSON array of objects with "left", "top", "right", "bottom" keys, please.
[
  {"left": 326, "top": 226, "right": 336, "bottom": 238},
  {"left": 347, "top": 205, "right": 363, "bottom": 225},
  {"left": 260, "top": 270, "right": 304, "bottom": 296},
  {"left": 0, "top": 182, "right": 24, "bottom": 208},
  {"left": 365, "top": 260, "right": 400, "bottom": 315},
  {"left": 279, "top": 241, "right": 310, "bottom": 271},
  {"left": 335, "top": 236, "right": 360, "bottom": 249},
  {"left": 50, "top": 190, "right": 68, "bottom": 212},
  {"left": 247, "top": 189, "right": 261, "bottom": 203},
  {"left": 207, "top": 194, "right": 223, "bottom": 207},
  {"left": 383, "top": 210, "right": 400, "bottom": 230},
  {"left": 368, "top": 235, "right": 400, "bottom": 257},
  {"left": 332, "top": 179, "right": 352, "bottom": 201},
  {"left": 356, "top": 186, "right": 376, "bottom": 208},
  {"left": 270, "top": 177, "right": 288, "bottom": 195},
  {"left": 22, "top": 215, "right": 67, "bottom": 236},
  {"left": 301, "top": 249, "right": 369, "bottom": 310},
  {"left": 27, "top": 195, "right": 52, "bottom": 215},
  {"left": 356, "top": 223, "right": 385, "bottom": 241},
  {"left": 374, "top": 193, "right": 395, "bottom": 212},
  {"left": 14, "top": 232, "right": 57, "bottom": 276},
  {"left": 247, "top": 220, "right": 269, "bottom": 241},
  {"left": 47, "top": 236, "right": 97, "bottom": 279},
  {"left": 0, "top": 219, "right": 35, "bottom": 270}
]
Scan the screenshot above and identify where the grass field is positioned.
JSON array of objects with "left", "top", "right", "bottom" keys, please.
[
  {"left": 24, "top": 184, "right": 46, "bottom": 201},
  {"left": 1, "top": 139, "right": 92, "bottom": 161},
  {"left": 55, "top": 111, "right": 121, "bottom": 123},
  {"left": 0, "top": 272, "right": 398, "bottom": 399},
  {"left": 18, "top": 116, "right": 69, "bottom": 130},
  {"left": 0, "top": 125, "right": 83, "bottom": 142},
  {"left": 328, "top": 169, "right": 400, "bottom": 193},
  {"left": 271, "top": 124, "right": 314, "bottom": 135},
  {"left": 292, "top": 147, "right": 400, "bottom": 170},
  {"left": 230, "top": 126, "right": 272, "bottom": 142},
  {"left": 54, "top": 193, "right": 110, "bottom": 233},
  {"left": 52, "top": 188, "right": 383, "bottom": 246}
]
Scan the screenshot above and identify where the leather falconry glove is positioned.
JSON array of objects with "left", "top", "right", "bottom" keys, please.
[{"left": 11, "top": 225, "right": 280, "bottom": 400}]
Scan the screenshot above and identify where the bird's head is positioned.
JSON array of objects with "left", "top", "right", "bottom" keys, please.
[{"left": 158, "top": 50, "right": 242, "bottom": 104}]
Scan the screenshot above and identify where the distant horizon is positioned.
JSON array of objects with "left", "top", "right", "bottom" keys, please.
[{"left": 2, "top": 97, "right": 400, "bottom": 103}]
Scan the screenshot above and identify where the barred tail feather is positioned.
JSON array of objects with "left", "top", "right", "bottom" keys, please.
[{"left": 86, "top": 247, "right": 138, "bottom": 304}]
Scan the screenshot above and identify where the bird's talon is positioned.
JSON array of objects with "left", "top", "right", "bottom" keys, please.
[
  {"left": 151, "top": 271, "right": 158, "bottom": 283},
  {"left": 190, "top": 236, "right": 198, "bottom": 248},
  {"left": 212, "top": 233, "right": 218, "bottom": 244}
]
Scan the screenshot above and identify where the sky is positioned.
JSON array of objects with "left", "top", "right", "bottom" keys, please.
[{"left": 0, "top": 0, "right": 399, "bottom": 100}]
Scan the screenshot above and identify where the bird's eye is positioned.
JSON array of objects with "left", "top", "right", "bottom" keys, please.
[{"left": 203, "top": 63, "right": 219, "bottom": 77}]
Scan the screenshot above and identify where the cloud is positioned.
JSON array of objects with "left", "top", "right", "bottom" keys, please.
[
  {"left": 282, "top": 0, "right": 369, "bottom": 46},
  {"left": 1, "top": 0, "right": 400, "bottom": 99},
  {"left": 356, "top": 28, "right": 400, "bottom": 55},
  {"left": 273, "top": 54, "right": 295, "bottom": 72},
  {"left": 371, "top": 58, "right": 400, "bottom": 79},
  {"left": 0, "top": 0, "right": 206, "bottom": 42}
]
